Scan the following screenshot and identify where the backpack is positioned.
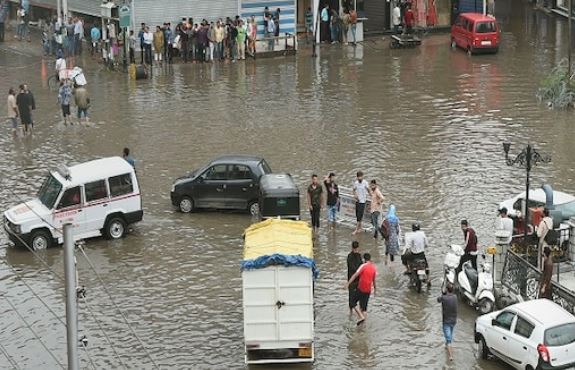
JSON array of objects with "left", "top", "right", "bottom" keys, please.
[{"left": 380, "top": 219, "right": 389, "bottom": 240}]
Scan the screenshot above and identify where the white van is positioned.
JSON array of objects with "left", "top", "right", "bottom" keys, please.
[{"left": 3, "top": 157, "right": 143, "bottom": 249}]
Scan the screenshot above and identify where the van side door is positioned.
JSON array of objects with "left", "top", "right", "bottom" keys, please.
[
  {"left": 53, "top": 186, "right": 86, "bottom": 240},
  {"left": 82, "top": 179, "right": 110, "bottom": 237}
]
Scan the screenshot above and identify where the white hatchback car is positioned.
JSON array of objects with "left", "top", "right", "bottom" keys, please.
[{"left": 475, "top": 299, "right": 575, "bottom": 370}]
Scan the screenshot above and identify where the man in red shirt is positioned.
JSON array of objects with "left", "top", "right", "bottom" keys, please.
[
  {"left": 404, "top": 5, "right": 415, "bottom": 34},
  {"left": 457, "top": 219, "right": 478, "bottom": 274},
  {"left": 344, "top": 253, "right": 377, "bottom": 325}
]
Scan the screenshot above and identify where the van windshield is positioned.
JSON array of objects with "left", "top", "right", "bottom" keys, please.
[
  {"left": 545, "top": 323, "right": 575, "bottom": 347},
  {"left": 38, "top": 174, "right": 63, "bottom": 209},
  {"left": 476, "top": 22, "right": 496, "bottom": 33}
]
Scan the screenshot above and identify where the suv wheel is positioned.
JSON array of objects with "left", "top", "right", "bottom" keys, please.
[
  {"left": 179, "top": 196, "right": 194, "bottom": 213},
  {"left": 30, "top": 230, "right": 53, "bottom": 250},
  {"left": 248, "top": 201, "right": 259, "bottom": 216},
  {"left": 104, "top": 217, "right": 127, "bottom": 240}
]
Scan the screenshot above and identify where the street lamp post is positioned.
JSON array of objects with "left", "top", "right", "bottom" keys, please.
[{"left": 503, "top": 143, "right": 551, "bottom": 241}]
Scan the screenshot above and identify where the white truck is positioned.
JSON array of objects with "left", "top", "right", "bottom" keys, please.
[{"left": 242, "top": 219, "right": 316, "bottom": 364}]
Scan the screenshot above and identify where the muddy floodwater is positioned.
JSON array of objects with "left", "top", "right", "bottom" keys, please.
[{"left": 1, "top": 1, "right": 574, "bottom": 369}]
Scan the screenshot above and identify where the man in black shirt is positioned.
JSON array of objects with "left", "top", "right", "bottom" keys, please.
[
  {"left": 307, "top": 174, "right": 323, "bottom": 234},
  {"left": 347, "top": 241, "right": 363, "bottom": 316},
  {"left": 324, "top": 172, "right": 339, "bottom": 229},
  {"left": 16, "top": 84, "right": 33, "bottom": 134}
]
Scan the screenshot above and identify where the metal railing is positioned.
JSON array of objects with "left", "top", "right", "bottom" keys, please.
[
  {"left": 255, "top": 33, "right": 297, "bottom": 54},
  {"left": 501, "top": 250, "right": 575, "bottom": 315}
]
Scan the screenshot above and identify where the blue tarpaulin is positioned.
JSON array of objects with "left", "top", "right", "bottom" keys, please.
[{"left": 241, "top": 253, "right": 319, "bottom": 279}]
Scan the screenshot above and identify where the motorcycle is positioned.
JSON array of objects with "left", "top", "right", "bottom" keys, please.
[
  {"left": 442, "top": 244, "right": 495, "bottom": 314},
  {"left": 407, "top": 256, "right": 429, "bottom": 293}
]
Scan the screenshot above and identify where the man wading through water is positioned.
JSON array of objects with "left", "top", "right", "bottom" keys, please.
[
  {"left": 307, "top": 174, "right": 324, "bottom": 234},
  {"left": 345, "top": 253, "right": 377, "bottom": 326},
  {"left": 324, "top": 172, "right": 340, "bottom": 229},
  {"left": 347, "top": 241, "right": 363, "bottom": 317}
]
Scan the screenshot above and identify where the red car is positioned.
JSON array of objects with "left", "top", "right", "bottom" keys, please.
[{"left": 451, "top": 13, "right": 500, "bottom": 55}]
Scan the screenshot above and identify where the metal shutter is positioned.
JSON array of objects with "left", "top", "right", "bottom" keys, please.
[
  {"left": 134, "top": 0, "right": 240, "bottom": 29},
  {"left": 363, "top": 0, "right": 387, "bottom": 32}
]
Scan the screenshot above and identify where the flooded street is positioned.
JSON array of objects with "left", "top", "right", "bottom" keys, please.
[{"left": 1, "top": 1, "right": 574, "bottom": 368}]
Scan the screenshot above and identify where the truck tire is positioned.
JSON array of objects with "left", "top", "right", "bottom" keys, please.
[
  {"left": 30, "top": 229, "right": 53, "bottom": 250},
  {"left": 104, "top": 216, "right": 127, "bottom": 240},
  {"left": 179, "top": 196, "right": 194, "bottom": 213}
]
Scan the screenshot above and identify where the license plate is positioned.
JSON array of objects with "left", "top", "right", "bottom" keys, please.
[
  {"left": 417, "top": 270, "right": 426, "bottom": 276},
  {"left": 298, "top": 347, "right": 312, "bottom": 358},
  {"left": 481, "top": 40, "right": 491, "bottom": 46}
]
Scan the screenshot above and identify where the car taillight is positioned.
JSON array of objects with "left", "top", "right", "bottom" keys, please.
[{"left": 538, "top": 344, "right": 550, "bottom": 363}]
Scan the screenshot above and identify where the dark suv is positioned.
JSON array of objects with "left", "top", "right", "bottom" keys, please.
[{"left": 170, "top": 155, "right": 272, "bottom": 214}]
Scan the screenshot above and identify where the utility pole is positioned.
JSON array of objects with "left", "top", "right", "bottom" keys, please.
[
  {"left": 57, "top": 0, "right": 61, "bottom": 26},
  {"left": 63, "top": 224, "right": 79, "bottom": 370},
  {"left": 569, "top": 0, "right": 572, "bottom": 78},
  {"left": 62, "top": 0, "right": 68, "bottom": 23}
]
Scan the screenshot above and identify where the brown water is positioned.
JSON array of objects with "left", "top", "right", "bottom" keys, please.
[{"left": 1, "top": 2, "right": 574, "bottom": 369}]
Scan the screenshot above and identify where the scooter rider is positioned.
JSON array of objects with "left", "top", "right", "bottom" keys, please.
[
  {"left": 457, "top": 219, "right": 478, "bottom": 274},
  {"left": 402, "top": 223, "right": 429, "bottom": 275}
]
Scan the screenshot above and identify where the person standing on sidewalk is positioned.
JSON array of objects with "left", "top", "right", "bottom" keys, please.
[
  {"left": 138, "top": 23, "right": 146, "bottom": 63},
  {"left": 539, "top": 246, "right": 553, "bottom": 299},
  {"left": 236, "top": 19, "right": 247, "bottom": 60},
  {"left": 90, "top": 24, "right": 101, "bottom": 56},
  {"left": 369, "top": 180, "right": 385, "bottom": 239},
  {"left": 437, "top": 283, "right": 457, "bottom": 361},
  {"left": 345, "top": 253, "right": 377, "bottom": 326},
  {"left": 352, "top": 171, "right": 370, "bottom": 235},
  {"left": 347, "top": 241, "right": 363, "bottom": 317},
  {"left": 128, "top": 30, "right": 136, "bottom": 63},
  {"left": 6, "top": 88, "right": 18, "bottom": 134},
  {"left": 143, "top": 26, "right": 153, "bottom": 65},
  {"left": 74, "top": 17, "right": 84, "bottom": 55},
  {"left": 153, "top": 26, "right": 164, "bottom": 65},
  {"left": 307, "top": 174, "right": 324, "bottom": 234},
  {"left": 320, "top": 4, "right": 330, "bottom": 43},
  {"left": 324, "top": 172, "right": 340, "bottom": 229}
]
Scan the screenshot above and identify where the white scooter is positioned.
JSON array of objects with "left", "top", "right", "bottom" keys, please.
[{"left": 442, "top": 244, "right": 495, "bottom": 314}]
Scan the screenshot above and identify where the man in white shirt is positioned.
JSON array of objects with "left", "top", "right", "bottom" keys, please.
[
  {"left": 352, "top": 171, "right": 370, "bottom": 235},
  {"left": 403, "top": 223, "right": 429, "bottom": 275},
  {"left": 143, "top": 26, "right": 153, "bottom": 65},
  {"left": 392, "top": 3, "right": 401, "bottom": 34},
  {"left": 495, "top": 207, "right": 514, "bottom": 244}
]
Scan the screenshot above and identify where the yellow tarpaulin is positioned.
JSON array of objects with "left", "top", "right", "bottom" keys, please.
[{"left": 243, "top": 219, "right": 313, "bottom": 260}]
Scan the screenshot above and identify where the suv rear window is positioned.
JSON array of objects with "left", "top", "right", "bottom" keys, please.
[
  {"left": 476, "top": 22, "right": 496, "bottom": 33},
  {"left": 545, "top": 323, "right": 575, "bottom": 347},
  {"left": 109, "top": 174, "right": 134, "bottom": 197}
]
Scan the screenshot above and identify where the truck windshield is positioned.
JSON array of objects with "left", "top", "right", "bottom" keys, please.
[{"left": 37, "top": 174, "right": 63, "bottom": 209}]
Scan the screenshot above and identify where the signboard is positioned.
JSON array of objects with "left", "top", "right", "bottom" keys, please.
[
  {"left": 337, "top": 186, "right": 374, "bottom": 231},
  {"left": 119, "top": 5, "right": 131, "bottom": 28}
]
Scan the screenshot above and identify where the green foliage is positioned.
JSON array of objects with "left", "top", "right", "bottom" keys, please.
[{"left": 536, "top": 59, "right": 575, "bottom": 110}]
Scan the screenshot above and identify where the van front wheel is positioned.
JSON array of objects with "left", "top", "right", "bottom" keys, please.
[
  {"left": 30, "top": 230, "right": 53, "bottom": 250},
  {"left": 104, "top": 217, "right": 127, "bottom": 240}
]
